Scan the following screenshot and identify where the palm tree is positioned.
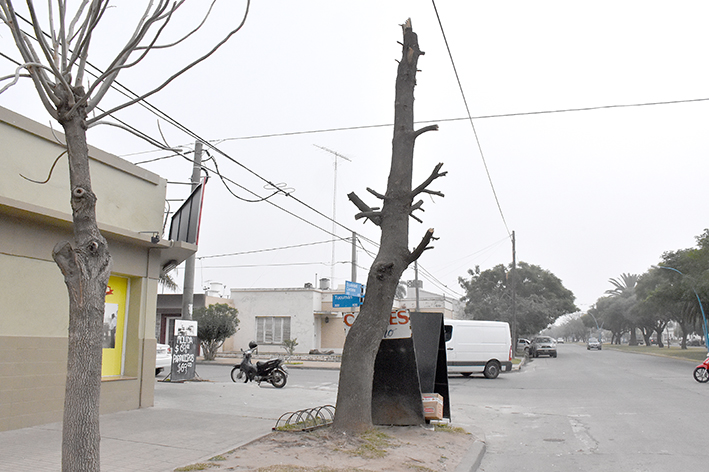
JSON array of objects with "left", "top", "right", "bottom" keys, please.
[
  {"left": 606, "top": 273, "right": 639, "bottom": 344},
  {"left": 606, "top": 273, "right": 639, "bottom": 297}
]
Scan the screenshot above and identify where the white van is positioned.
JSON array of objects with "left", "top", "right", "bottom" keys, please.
[{"left": 444, "top": 319, "right": 513, "bottom": 379}]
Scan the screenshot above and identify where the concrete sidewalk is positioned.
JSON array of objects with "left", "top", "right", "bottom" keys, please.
[
  {"left": 0, "top": 358, "right": 503, "bottom": 471},
  {"left": 1, "top": 364, "right": 337, "bottom": 472}
]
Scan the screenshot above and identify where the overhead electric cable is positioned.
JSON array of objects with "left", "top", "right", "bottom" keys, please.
[
  {"left": 432, "top": 0, "right": 510, "bottom": 236},
  {"left": 205, "top": 96, "right": 709, "bottom": 142},
  {"left": 197, "top": 239, "right": 336, "bottom": 260},
  {"left": 8, "top": 15, "right": 380, "bottom": 249}
]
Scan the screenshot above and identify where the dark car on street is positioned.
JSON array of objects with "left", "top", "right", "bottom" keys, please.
[
  {"left": 587, "top": 337, "right": 602, "bottom": 350},
  {"left": 530, "top": 336, "right": 557, "bottom": 358}
]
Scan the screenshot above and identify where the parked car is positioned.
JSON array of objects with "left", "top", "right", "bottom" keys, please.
[
  {"left": 517, "top": 338, "right": 530, "bottom": 353},
  {"left": 587, "top": 337, "right": 602, "bottom": 350},
  {"left": 156, "top": 343, "right": 172, "bottom": 375},
  {"left": 529, "top": 336, "right": 557, "bottom": 358}
]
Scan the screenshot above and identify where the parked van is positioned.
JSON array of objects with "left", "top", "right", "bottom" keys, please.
[{"left": 444, "top": 319, "right": 513, "bottom": 379}]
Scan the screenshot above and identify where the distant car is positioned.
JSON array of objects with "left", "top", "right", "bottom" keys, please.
[
  {"left": 530, "top": 336, "right": 557, "bottom": 358},
  {"left": 517, "top": 338, "right": 530, "bottom": 353},
  {"left": 557, "top": 338, "right": 565, "bottom": 344},
  {"left": 156, "top": 343, "right": 172, "bottom": 375},
  {"left": 587, "top": 338, "right": 602, "bottom": 350}
]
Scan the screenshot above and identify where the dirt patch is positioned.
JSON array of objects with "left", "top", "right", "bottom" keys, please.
[{"left": 177, "top": 425, "right": 478, "bottom": 472}]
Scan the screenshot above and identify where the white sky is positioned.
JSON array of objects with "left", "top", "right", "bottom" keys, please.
[{"left": 2, "top": 1, "right": 709, "bottom": 311}]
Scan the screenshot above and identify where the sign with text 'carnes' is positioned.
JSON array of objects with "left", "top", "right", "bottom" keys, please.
[{"left": 343, "top": 309, "right": 411, "bottom": 339}]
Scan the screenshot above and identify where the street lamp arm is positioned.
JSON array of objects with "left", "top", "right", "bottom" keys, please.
[{"left": 653, "top": 265, "right": 709, "bottom": 354}]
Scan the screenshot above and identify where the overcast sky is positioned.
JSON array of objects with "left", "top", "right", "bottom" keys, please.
[{"left": 3, "top": 1, "right": 709, "bottom": 312}]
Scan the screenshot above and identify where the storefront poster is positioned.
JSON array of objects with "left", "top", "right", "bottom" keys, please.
[{"left": 102, "top": 276, "right": 128, "bottom": 377}]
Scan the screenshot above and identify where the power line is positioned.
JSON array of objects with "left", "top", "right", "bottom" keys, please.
[
  {"left": 432, "top": 0, "right": 510, "bottom": 236},
  {"left": 197, "top": 239, "right": 335, "bottom": 260}
]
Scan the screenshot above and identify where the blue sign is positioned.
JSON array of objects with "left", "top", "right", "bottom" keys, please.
[
  {"left": 332, "top": 294, "right": 362, "bottom": 308},
  {"left": 345, "top": 281, "right": 364, "bottom": 297}
]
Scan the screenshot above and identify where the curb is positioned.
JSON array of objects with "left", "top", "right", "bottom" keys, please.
[{"left": 455, "top": 439, "right": 486, "bottom": 472}]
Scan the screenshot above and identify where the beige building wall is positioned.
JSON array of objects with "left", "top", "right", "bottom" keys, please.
[{"left": 0, "top": 106, "right": 194, "bottom": 432}]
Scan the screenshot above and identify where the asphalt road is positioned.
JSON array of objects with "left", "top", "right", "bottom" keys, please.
[
  {"left": 448, "top": 343, "right": 709, "bottom": 472},
  {"left": 174, "top": 347, "right": 709, "bottom": 471}
]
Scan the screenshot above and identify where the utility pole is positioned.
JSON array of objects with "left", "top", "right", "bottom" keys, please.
[
  {"left": 181, "top": 141, "right": 203, "bottom": 321},
  {"left": 511, "top": 231, "right": 517, "bottom": 348},
  {"left": 351, "top": 231, "right": 357, "bottom": 283},
  {"left": 414, "top": 260, "right": 421, "bottom": 312}
]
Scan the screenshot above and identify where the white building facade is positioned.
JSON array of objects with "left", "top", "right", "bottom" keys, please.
[{"left": 226, "top": 286, "right": 351, "bottom": 355}]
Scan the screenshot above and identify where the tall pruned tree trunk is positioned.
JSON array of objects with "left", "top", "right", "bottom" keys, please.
[
  {"left": 333, "top": 20, "right": 444, "bottom": 433},
  {"left": 53, "top": 90, "right": 112, "bottom": 472}
]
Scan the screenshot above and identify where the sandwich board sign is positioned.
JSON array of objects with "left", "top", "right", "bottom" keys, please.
[{"left": 170, "top": 320, "right": 198, "bottom": 382}]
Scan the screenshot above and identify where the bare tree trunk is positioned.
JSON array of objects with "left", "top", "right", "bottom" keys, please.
[
  {"left": 333, "top": 20, "right": 440, "bottom": 434},
  {"left": 53, "top": 91, "right": 112, "bottom": 472}
]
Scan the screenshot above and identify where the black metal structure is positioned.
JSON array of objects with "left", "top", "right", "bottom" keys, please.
[{"left": 410, "top": 312, "right": 451, "bottom": 420}]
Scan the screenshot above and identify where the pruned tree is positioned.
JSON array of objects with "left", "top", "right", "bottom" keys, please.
[
  {"left": 0, "top": 2, "right": 250, "bottom": 470},
  {"left": 333, "top": 19, "right": 445, "bottom": 433}
]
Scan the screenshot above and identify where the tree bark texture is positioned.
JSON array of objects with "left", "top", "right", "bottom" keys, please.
[
  {"left": 333, "top": 20, "right": 435, "bottom": 433},
  {"left": 52, "top": 88, "right": 112, "bottom": 472}
]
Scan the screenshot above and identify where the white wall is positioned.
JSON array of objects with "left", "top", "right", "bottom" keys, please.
[{"left": 228, "top": 288, "right": 323, "bottom": 355}]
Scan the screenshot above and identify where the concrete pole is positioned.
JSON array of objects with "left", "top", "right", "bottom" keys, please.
[
  {"left": 181, "top": 141, "right": 203, "bottom": 320},
  {"left": 415, "top": 260, "right": 420, "bottom": 312},
  {"left": 351, "top": 231, "right": 357, "bottom": 283},
  {"left": 512, "top": 230, "right": 517, "bottom": 347}
]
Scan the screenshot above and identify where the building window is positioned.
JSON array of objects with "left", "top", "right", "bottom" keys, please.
[{"left": 256, "top": 316, "right": 291, "bottom": 344}]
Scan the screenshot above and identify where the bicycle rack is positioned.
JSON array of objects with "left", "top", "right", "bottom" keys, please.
[{"left": 273, "top": 405, "right": 336, "bottom": 432}]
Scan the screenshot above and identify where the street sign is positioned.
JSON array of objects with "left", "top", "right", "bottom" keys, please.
[
  {"left": 332, "top": 294, "right": 362, "bottom": 308},
  {"left": 345, "top": 281, "right": 364, "bottom": 297}
]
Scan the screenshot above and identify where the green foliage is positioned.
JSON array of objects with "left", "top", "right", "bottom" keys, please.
[
  {"left": 635, "top": 235, "right": 709, "bottom": 347},
  {"left": 282, "top": 338, "right": 298, "bottom": 356},
  {"left": 193, "top": 303, "right": 239, "bottom": 361},
  {"left": 459, "top": 261, "right": 577, "bottom": 334}
]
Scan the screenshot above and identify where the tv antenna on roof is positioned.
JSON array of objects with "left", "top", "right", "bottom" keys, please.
[{"left": 314, "top": 145, "right": 353, "bottom": 286}]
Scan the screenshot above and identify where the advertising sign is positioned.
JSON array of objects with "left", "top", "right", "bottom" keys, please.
[
  {"left": 383, "top": 309, "right": 411, "bottom": 339},
  {"left": 171, "top": 320, "right": 198, "bottom": 381},
  {"left": 169, "top": 179, "right": 207, "bottom": 244},
  {"left": 343, "top": 309, "right": 411, "bottom": 339},
  {"left": 102, "top": 275, "right": 129, "bottom": 377}
]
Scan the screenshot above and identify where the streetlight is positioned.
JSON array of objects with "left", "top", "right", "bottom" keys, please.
[
  {"left": 653, "top": 265, "right": 709, "bottom": 353},
  {"left": 587, "top": 311, "right": 604, "bottom": 345}
]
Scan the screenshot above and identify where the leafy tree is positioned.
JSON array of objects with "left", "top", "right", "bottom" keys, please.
[
  {"left": 591, "top": 273, "right": 638, "bottom": 344},
  {"left": 334, "top": 20, "right": 444, "bottom": 434},
  {"left": 459, "top": 261, "right": 577, "bottom": 335},
  {"left": 193, "top": 304, "right": 239, "bottom": 361},
  {"left": 0, "top": 2, "right": 250, "bottom": 470},
  {"left": 635, "top": 231, "right": 709, "bottom": 348},
  {"left": 589, "top": 295, "right": 634, "bottom": 344},
  {"left": 559, "top": 316, "right": 589, "bottom": 342}
]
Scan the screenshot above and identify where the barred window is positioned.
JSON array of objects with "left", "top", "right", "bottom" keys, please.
[{"left": 256, "top": 317, "right": 291, "bottom": 344}]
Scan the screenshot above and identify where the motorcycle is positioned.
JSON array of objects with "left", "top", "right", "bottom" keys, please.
[
  {"left": 230, "top": 342, "right": 288, "bottom": 388},
  {"left": 693, "top": 353, "right": 709, "bottom": 383}
]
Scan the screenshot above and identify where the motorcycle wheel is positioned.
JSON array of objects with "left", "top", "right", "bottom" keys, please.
[
  {"left": 230, "top": 366, "right": 240, "bottom": 383},
  {"left": 270, "top": 368, "right": 287, "bottom": 388},
  {"left": 693, "top": 366, "right": 709, "bottom": 383}
]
